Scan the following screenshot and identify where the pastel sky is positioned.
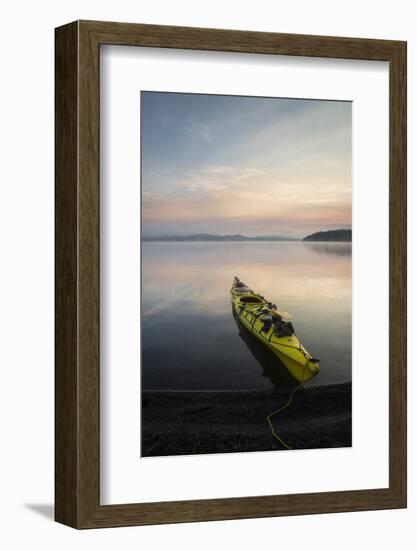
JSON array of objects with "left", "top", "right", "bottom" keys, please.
[{"left": 141, "top": 92, "right": 352, "bottom": 238}]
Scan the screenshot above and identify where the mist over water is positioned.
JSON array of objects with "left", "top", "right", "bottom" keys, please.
[{"left": 141, "top": 241, "right": 352, "bottom": 391}]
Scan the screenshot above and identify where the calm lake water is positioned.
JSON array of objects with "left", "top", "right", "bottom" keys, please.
[{"left": 141, "top": 241, "right": 352, "bottom": 390}]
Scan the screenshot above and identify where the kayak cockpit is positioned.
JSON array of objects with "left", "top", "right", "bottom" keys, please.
[{"left": 239, "top": 295, "right": 264, "bottom": 304}]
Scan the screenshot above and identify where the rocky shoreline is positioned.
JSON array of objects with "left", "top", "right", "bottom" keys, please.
[{"left": 142, "top": 382, "right": 352, "bottom": 457}]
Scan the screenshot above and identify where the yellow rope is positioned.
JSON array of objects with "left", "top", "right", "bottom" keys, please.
[
  {"left": 266, "top": 354, "right": 309, "bottom": 450},
  {"left": 266, "top": 384, "right": 301, "bottom": 450}
]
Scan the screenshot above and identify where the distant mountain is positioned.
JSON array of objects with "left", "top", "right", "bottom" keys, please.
[
  {"left": 303, "top": 229, "right": 352, "bottom": 242},
  {"left": 143, "top": 233, "right": 299, "bottom": 242}
]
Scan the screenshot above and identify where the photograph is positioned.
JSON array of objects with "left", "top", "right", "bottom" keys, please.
[
  {"left": 0, "top": 0, "right": 407, "bottom": 538},
  {"left": 140, "top": 91, "right": 352, "bottom": 457}
]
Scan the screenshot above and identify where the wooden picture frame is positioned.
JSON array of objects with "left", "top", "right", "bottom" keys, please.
[{"left": 55, "top": 20, "right": 407, "bottom": 529}]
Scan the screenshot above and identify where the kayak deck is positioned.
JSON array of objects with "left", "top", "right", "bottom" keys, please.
[{"left": 231, "top": 276, "right": 320, "bottom": 383}]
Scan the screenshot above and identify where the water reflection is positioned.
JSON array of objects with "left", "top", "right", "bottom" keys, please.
[
  {"left": 304, "top": 242, "right": 352, "bottom": 257},
  {"left": 141, "top": 241, "right": 351, "bottom": 390},
  {"left": 232, "top": 308, "right": 299, "bottom": 390}
]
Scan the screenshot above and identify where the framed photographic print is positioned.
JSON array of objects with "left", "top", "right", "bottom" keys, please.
[{"left": 55, "top": 20, "right": 407, "bottom": 528}]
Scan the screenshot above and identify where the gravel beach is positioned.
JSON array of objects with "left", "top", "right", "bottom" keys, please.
[{"left": 142, "top": 382, "right": 352, "bottom": 457}]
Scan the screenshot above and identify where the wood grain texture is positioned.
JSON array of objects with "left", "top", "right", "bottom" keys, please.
[
  {"left": 388, "top": 41, "right": 407, "bottom": 504},
  {"left": 55, "top": 21, "right": 79, "bottom": 527},
  {"left": 55, "top": 20, "right": 407, "bottom": 529}
]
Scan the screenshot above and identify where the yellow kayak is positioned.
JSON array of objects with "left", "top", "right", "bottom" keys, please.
[{"left": 231, "top": 276, "right": 320, "bottom": 383}]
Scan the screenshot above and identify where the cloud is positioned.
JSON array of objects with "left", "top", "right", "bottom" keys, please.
[
  {"left": 141, "top": 94, "right": 352, "bottom": 237},
  {"left": 178, "top": 165, "right": 265, "bottom": 194},
  {"left": 142, "top": 162, "right": 351, "bottom": 237},
  {"left": 184, "top": 118, "right": 212, "bottom": 143}
]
